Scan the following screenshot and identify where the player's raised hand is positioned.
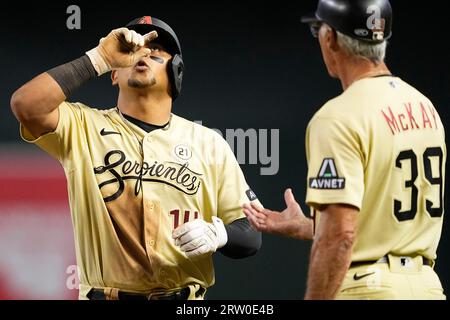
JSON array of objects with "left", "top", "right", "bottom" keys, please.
[
  {"left": 86, "top": 28, "right": 158, "bottom": 75},
  {"left": 172, "top": 217, "right": 228, "bottom": 259},
  {"left": 243, "top": 188, "right": 313, "bottom": 240}
]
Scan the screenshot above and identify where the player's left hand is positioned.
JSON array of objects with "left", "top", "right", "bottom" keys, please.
[
  {"left": 172, "top": 217, "right": 228, "bottom": 259},
  {"left": 86, "top": 28, "right": 158, "bottom": 75}
]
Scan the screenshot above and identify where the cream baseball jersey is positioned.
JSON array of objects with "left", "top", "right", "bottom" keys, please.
[
  {"left": 305, "top": 76, "right": 446, "bottom": 262},
  {"left": 20, "top": 102, "right": 258, "bottom": 299}
]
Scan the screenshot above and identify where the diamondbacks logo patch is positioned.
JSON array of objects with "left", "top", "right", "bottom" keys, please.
[{"left": 309, "top": 158, "right": 345, "bottom": 190}]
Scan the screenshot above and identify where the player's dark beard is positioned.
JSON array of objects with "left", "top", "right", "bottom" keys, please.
[{"left": 128, "top": 77, "right": 156, "bottom": 89}]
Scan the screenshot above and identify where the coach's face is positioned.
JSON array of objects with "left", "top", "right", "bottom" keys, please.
[
  {"left": 111, "top": 42, "right": 172, "bottom": 95},
  {"left": 318, "top": 24, "right": 339, "bottom": 78}
]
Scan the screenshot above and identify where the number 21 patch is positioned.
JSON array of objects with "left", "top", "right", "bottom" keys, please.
[{"left": 309, "top": 158, "right": 346, "bottom": 190}]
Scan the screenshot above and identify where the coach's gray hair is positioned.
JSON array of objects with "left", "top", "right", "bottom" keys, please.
[{"left": 336, "top": 31, "right": 387, "bottom": 64}]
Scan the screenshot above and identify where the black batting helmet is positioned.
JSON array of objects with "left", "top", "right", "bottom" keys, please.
[
  {"left": 126, "top": 16, "right": 184, "bottom": 100},
  {"left": 301, "top": 0, "right": 393, "bottom": 43}
]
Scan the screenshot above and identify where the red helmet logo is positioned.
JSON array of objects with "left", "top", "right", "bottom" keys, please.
[{"left": 138, "top": 16, "right": 152, "bottom": 25}]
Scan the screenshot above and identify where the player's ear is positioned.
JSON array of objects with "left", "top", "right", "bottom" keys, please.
[{"left": 111, "top": 70, "right": 118, "bottom": 86}]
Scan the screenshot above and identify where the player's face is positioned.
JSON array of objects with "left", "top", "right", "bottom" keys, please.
[{"left": 112, "top": 42, "right": 172, "bottom": 94}]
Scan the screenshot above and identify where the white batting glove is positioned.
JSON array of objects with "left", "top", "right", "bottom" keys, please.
[
  {"left": 172, "top": 217, "right": 228, "bottom": 259},
  {"left": 86, "top": 28, "right": 158, "bottom": 75}
]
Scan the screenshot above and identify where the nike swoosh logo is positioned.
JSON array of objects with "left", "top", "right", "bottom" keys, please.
[
  {"left": 353, "top": 272, "right": 375, "bottom": 281},
  {"left": 100, "top": 128, "right": 121, "bottom": 136}
]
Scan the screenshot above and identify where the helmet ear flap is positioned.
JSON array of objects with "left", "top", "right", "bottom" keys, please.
[{"left": 168, "top": 54, "right": 184, "bottom": 100}]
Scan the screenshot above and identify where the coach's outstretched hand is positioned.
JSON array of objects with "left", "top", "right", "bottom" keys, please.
[
  {"left": 173, "top": 217, "right": 228, "bottom": 259},
  {"left": 86, "top": 28, "right": 158, "bottom": 75},
  {"left": 243, "top": 189, "right": 313, "bottom": 241}
]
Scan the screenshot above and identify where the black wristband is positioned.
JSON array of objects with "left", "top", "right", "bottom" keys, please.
[
  {"left": 219, "top": 218, "right": 262, "bottom": 259},
  {"left": 47, "top": 55, "right": 97, "bottom": 98}
]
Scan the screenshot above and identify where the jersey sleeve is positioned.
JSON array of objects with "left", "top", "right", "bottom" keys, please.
[
  {"left": 215, "top": 136, "right": 262, "bottom": 225},
  {"left": 305, "top": 116, "right": 365, "bottom": 210},
  {"left": 20, "top": 102, "right": 86, "bottom": 163}
]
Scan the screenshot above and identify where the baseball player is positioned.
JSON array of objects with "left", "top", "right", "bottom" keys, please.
[
  {"left": 11, "top": 16, "right": 262, "bottom": 300},
  {"left": 244, "top": 0, "right": 446, "bottom": 300}
]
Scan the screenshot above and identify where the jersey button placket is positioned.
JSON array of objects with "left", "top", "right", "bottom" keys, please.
[
  {"left": 145, "top": 134, "right": 153, "bottom": 144},
  {"left": 142, "top": 134, "right": 154, "bottom": 159},
  {"left": 144, "top": 201, "right": 155, "bottom": 251},
  {"left": 144, "top": 200, "right": 161, "bottom": 265},
  {"left": 142, "top": 136, "right": 154, "bottom": 253}
]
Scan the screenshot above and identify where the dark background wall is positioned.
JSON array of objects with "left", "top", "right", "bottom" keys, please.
[{"left": 0, "top": 0, "right": 448, "bottom": 299}]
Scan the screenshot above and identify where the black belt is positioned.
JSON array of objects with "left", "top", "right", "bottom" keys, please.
[
  {"left": 87, "top": 286, "right": 204, "bottom": 300},
  {"left": 350, "top": 255, "right": 433, "bottom": 268}
]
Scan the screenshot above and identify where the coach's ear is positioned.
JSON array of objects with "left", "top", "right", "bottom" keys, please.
[{"left": 111, "top": 70, "right": 118, "bottom": 86}]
